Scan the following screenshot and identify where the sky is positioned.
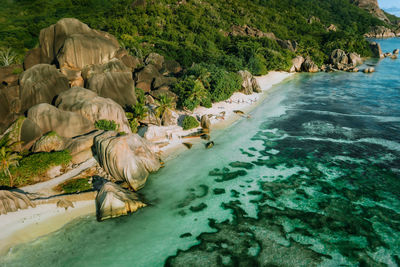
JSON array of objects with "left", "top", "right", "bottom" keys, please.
[{"left": 378, "top": 0, "right": 400, "bottom": 9}]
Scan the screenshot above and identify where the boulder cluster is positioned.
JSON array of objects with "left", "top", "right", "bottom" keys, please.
[
  {"left": 364, "top": 26, "right": 400, "bottom": 38},
  {"left": 0, "top": 18, "right": 167, "bottom": 219}
]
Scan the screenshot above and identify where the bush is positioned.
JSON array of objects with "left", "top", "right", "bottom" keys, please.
[
  {"left": 182, "top": 116, "right": 199, "bottom": 130},
  {"left": 94, "top": 120, "right": 118, "bottom": 131},
  {"left": 58, "top": 177, "right": 92, "bottom": 193},
  {"left": 0, "top": 150, "right": 72, "bottom": 187},
  {"left": 173, "top": 77, "right": 212, "bottom": 111}
]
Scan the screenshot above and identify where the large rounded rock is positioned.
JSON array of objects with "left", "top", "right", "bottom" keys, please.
[
  {"left": 96, "top": 181, "right": 146, "bottom": 221},
  {"left": 238, "top": 70, "right": 260, "bottom": 95},
  {"left": 94, "top": 132, "right": 161, "bottom": 191},
  {"left": 370, "top": 42, "right": 383, "bottom": 58},
  {"left": 330, "top": 49, "right": 348, "bottom": 65},
  {"left": 290, "top": 56, "right": 305, "bottom": 72},
  {"left": 55, "top": 87, "right": 132, "bottom": 133},
  {"left": 134, "top": 64, "right": 161, "bottom": 92},
  {"left": 83, "top": 59, "right": 137, "bottom": 107},
  {"left": 0, "top": 191, "right": 35, "bottom": 215},
  {"left": 63, "top": 130, "right": 103, "bottom": 164},
  {"left": 28, "top": 103, "right": 95, "bottom": 138},
  {"left": 19, "top": 64, "right": 69, "bottom": 113},
  {"left": 145, "top": 53, "right": 164, "bottom": 71},
  {"left": 302, "top": 57, "right": 319, "bottom": 73},
  {"left": 348, "top": 52, "right": 363, "bottom": 66},
  {"left": 0, "top": 64, "right": 22, "bottom": 87},
  {"left": 201, "top": 115, "right": 211, "bottom": 130},
  {"left": 32, "top": 131, "right": 67, "bottom": 152},
  {"left": 161, "top": 108, "right": 179, "bottom": 126},
  {"left": 40, "top": 18, "right": 119, "bottom": 67}
]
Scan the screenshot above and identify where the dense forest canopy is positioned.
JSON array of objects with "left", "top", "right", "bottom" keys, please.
[{"left": 0, "top": 0, "right": 387, "bottom": 72}]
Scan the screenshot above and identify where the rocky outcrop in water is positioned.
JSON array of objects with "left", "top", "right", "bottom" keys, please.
[
  {"left": 96, "top": 181, "right": 146, "bottom": 221},
  {"left": 94, "top": 131, "right": 161, "bottom": 191},
  {"left": 370, "top": 42, "right": 383, "bottom": 58}
]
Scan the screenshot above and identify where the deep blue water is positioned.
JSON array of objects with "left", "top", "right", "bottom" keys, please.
[{"left": 1, "top": 38, "right": 400, "bottom": 267}]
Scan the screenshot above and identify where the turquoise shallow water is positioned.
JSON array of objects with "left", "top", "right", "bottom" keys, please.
[{"left": 2, "top": 38, "right": 400, "bottom": 266}]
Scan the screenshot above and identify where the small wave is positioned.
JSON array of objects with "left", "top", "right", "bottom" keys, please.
[
  {"left": 289, "top": 109, "right": 400, "bottom": 123},
  {"left": 297, "top": 136, "right": 400, "bottom": 152}
]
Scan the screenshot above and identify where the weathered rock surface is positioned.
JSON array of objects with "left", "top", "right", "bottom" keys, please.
[
  {"left": 302, "top": 57, "right": 319, "bottom": 73},
  {"left": 0, "top": 190, "right": 35, "bottom": 215},
  {"left": 96, "top": 181, "right": 146, "bottom": 221},
  {"left": 327, "top": 24, "right": 337, "bottom": 32},
  {"left": 114, "top": 48, "right": 142, "bottom": 71},
  {"left": 230, "top": 25, "right": 276, "bottom": 40},
  {"left": 363, "top": 67, "right": 375, "bottom": 73},
  {"left": 55, "top": 87, "right": 131, "bottom": 133},
  {"left": 163, "top": 60, "right": 182, "bottom": 75},
  {"left": 32, "top": 131, "right": 67, "bottom": 153},
  {"left": 134, "top": 64, "right": 161, "bottom": 92},
  {"left": 330, "top": 49, "right": 348, "bottom": 66},
  {"left": 23, "top": 48, "right": 41, "bottom": 70},
  {"left": 238, "top": 70, "right": 261, "bottom": 94},
  {"left": 348, "top": 52, "right": 363, "bottom": 66},
  {"left": 145, "top": 53, "right": 164, "bottom": 71},
  {"left": 277, "top": 39, "right": 298, "bottom": 52},
  {"left": 28, "top": 103, "right": 94, "bottom": 138},
  {"left": 352, "top": 0, "right": 389, "bottom": 22},
  {"left": 370, "top": 42, "right": 383, "bottom": 58},
  {"left": 290, "top": 56, "right": 305, "bottom": 72},
  {"left": 40, "top": 18, "right": 119, "bottom": 69},
  {"left": 153, "top": 76, "right": 177, "bottom": 89},
  {"left": 19, "top": 64, "right": 69, "bottom": 113},
  {"left": 57, "top": 199, "right": 74, "bottom": 210},
  {"left": 150, "top": 89, "right": 178, "bottom": 101},
  {"left": 201, "top": 115, "right": 211, "bottom": 130},
  {"left": 161, "top": 108, "right": 179, "bottom": 126},
  {"left": 83, "top": 59, "right": 137, "bottom": 107},
  {"left": 364, "top": 26, "right": 396, "bottom": 38},
  {"left": 0, "top": 64, "right": 22, "bottom": 88},
  {"left": 94, "top": 132, "right": 161, "bottom": 191},
  {"left": 393, "top": 49, "right": 399, "bottom": 55}
]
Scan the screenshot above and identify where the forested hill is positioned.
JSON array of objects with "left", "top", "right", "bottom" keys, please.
[{"left": 0, "top": 0, "right": 389, "bottom": 73}]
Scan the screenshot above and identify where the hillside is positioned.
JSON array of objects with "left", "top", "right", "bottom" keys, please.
[{"left": 0, "top": 0, "right": 386, "bottom": 72}]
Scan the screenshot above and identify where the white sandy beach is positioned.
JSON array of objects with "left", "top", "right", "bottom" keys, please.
[{"left": 0, "top": 71, "right": 293, "bottom": 256}]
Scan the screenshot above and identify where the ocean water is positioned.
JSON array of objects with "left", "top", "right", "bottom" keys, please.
[{"left": 1, "top": 38, "right": 400, "bottom": 267}]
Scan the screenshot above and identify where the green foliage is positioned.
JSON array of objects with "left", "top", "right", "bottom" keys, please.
[
  {"left": 0, "top": 150, "right": 72, "bottom": 187},
  {"left": 185, "top": 63, "right": 242, "bottom": 103},
  {"left": 172, "top": 76, "right": 212, "bottom": 111},
  {"left": 94, "top": 120, "right": 118, "bottom": 131},
  {"left": 0, "top": 47, "right": 18, "bottom": 66},
  {"left": 0, "top": 0, "right": 384, "bottom": 72},
  {"left": 59, "top": 178, "right": 92, "bottom": 193},
  {"left": 182, "top": 116, "right": 199, "bottom": 130},
  {"left": 0, "top": 135, "right": 22, "bottom": 187},
  {"left": 155, "top": 94, "right": 174, "bottom": 119}
]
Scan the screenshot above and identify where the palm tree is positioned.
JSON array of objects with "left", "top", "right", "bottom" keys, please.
[
  {"left": 155, "top": 94, "right": 174, "bottom": 120},
  {"left": 0, "top": 145, "right": 21, "bottom": 187},
  {"left": 187, "top": 79, "right": 209, "bottom": 105}
]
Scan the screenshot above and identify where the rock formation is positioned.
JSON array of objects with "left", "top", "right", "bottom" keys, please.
[
  {"left": 330, "top": 49, "right": 349, "bottom": 66},
  {"left": 201, "top": 115, "right": 211, "bottom": 130},
  {"left": 370, "top": 42, "right": 383, "bottom": 58},
  {"left": 364, "top": 26, "right": 399, "bottom": 38},
  {"left": 83, "top": 59, "right": 137, "bottom": 107},
  {"left": 290, "top": 56, "right": 305, "bottom": 72},
  {"left": 2, "top": 116, "right": 43, "bottom": 151},
  {"left": 28, "top": 103, "right": 95, "bottom": 138},
  {"left": 32, "top": 131, "right": 66, "bottom": 152},
  {"left": 96, "top": 181, "right": 146, "bottom": 221},
  {"left": 0, "top": 190, "right": 35, "bottom": 215},
  {"left": 94, "top": 132, "right": 161, "bottom": 191},
  {"left": 19, "top": 64, "right": 69, "bottom": 113},
  {"left": 238, "top": 70, "right": 261, "bottom": 94},
  {"left": 351, "top": 0, "right": 389, "bottom": 22},
  {"left": 55, "top": 87, "right": 132, "bottom": 133},
  {"left": 302, "top": 57, "right": 319, "bottom": 73}
]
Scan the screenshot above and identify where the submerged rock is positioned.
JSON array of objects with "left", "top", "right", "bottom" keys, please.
[
  {"left": 96, "top": 182, "right": 146, "bottom": 221},
  {"left": 0, "top": 190, "right": 35, "bottom": 215},
  {"left": 94, "top": 132, "right": 161, "bottom": 191},
  {"left": 206, "top": 141, "right": 214, "bottom": 149}
]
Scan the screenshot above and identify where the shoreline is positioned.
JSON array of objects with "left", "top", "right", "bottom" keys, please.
[{"left": 0, "top": 71, "right": 294, "bottom": 256}]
